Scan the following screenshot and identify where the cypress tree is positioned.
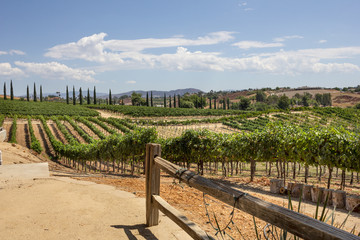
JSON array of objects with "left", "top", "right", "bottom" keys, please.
[
  {"left": 33, "top": 83, "right": 37, "bottom": 102},
  {"left": 223, "top": 99, "right": 226, "bottom": 109},
  {"left": 40, "top": 85, "right": 43, "bottom": 102},
  {"left": 109, "top": 89, "right": 112, "bottom": 105},
  {"left": 173, "top": 95, "right": 176, "bottom": 108},
  {"left": 146, "top": 92, "right": 149, "bottom": 106},
  {"left": 150, "top": 91, "right": 153, "bottom": 107},
  {"left": 26, "top": 85, "right": 29, "bottom": 101},
  {"left": 93, "top": 86, "right": 97, "bottom": 104},
  {"left": 66, "top": 86, "right": 69, "bottom": 104},
  {"left": 227, "top": 98, "right": 230, "bottom": 109},
  {"left": 73, "top": 86, "right": 76, "bottom": 105},
  {"left": 79, "top": 87, "right": 83, "bottom": 105},
  {"left": 163, "top": 93, "right": 166, "bottom": 107},
  {"left": 177, "top": 94, "right": 180, "bottom": 108},
  {"left": 87, "top": 88, "right": 90, "bottom": 104},
  {"left": 214, "top": 97, "right": 217, "bottom": 109},
  {"left": 209, "top": 97, "right": 212, "bottom": 109},
  {"left": 10, "top": 80, "right": 14, "bottom": 100},
  {"left": 169, "top": 95, "right": 172, "bottom": 108},
  {"left": 3, "top": 82, "right": 6, "bottom": 100}
]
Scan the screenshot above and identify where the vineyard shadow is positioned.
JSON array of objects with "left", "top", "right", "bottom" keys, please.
[
  {"left": 36, "top": 123, "right": 55, "bottom": 159},
  {"left": 24, "top": 123, "right": 30, "bottom": 148}
]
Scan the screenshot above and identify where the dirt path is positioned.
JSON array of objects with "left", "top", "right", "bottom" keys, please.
[
  {"left": 97, "top": 109, "right": 125, "bottom": 119},
  {"left": 0, "top": 178, "right": 193, "bottom": 240},
  {"left": 0, "top": 143, "right": 194, "bottom": 240}
]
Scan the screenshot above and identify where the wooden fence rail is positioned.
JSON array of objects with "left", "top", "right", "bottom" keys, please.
[{"left": 145, "top": 143, "right": 359, "bottom": 240}]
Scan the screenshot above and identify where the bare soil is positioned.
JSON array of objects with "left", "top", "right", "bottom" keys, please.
[
  {"left": 62, "top": 121, "right": 87, "bottom": 143},
  {"left": 77, "top": 122, "right": 100, "bottom": 140},
  {"left": 272, "top": 89, "right": 360, "bottom": 107},
  {"left": 48, "top": 121, "right": 68, "bottom": 144}
]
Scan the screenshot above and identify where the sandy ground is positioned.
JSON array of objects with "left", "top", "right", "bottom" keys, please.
[{"left": 0, "top": 143, "right": 194, "bottom": 240}]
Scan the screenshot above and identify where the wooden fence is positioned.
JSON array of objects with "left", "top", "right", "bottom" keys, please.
[{"left": 145, "top": 143, "right": 359, "bottom": 240}]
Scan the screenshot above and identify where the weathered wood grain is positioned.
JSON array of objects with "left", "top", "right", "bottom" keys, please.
[
  {"left": 153, "top": 195, "right": 213, "bottom": 240},
  {"left": 154, "top": 156, "right": 359, "bottom": 240}
]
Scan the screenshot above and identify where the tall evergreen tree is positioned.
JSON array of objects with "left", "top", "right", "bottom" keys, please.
[
  {"left": 109, "top": 89, "right": 112, "bottom": 105},
  {"left": 3, "top": 82, "right": 6, "bottom": 100},
  {"left": 33, "top": 83, "right": 37, "bottom": 102},
  {"left": 93, "top": 86, "right": 97, "bottom": 104},
  {"left": 169, "top": 95, "right": 172, "bottom": 108},
  {"left": 146, "top": 92, "right": 149, "bottom": 106},
  {"left": 177, "top": 94, "right": 181, "bottom": 108},
  {"left": 40, "top": 85, "right": 43, "bottom": 102},
  {"left": 26, "top": 85, "right": 29, "bottom": 101},
  {"left": 66, "top": 86, "right": 69, "bottom": 104},
  {"left": 227, "top": 98, "right": 230, "bottom": 109},
  {"left": 173, "top": 95, "right": 176, "bottom": 108},
  {"left": 223, "top": 99, "right": 226, "bottom": 109},
  {"left": 73, "top": 86, "right": 76, "bottom": 105},
  {"left": 87, "top": 88, "right": 90, "bottom": 104},
  {"left": 209, "top": 97, "right": 212, "bottom": 109},
  {"left": 163, "top": 93, "right": 166, "bottom": 107},
  {"left": 79, "top": 87, "right": 83, "bottom": 105},
  {"left": 10, "top": 80, "right": 14, "bottom": 100},
  {"left": 214, "top": 97, "right": 217, "bottom": 109},
  {"left": 150, "top": 91, "right": 153, "bottom": 107}
]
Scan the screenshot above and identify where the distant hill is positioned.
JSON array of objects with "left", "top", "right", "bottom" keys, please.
[
  {"left": 17, "top": 88, "right": 202, "bottom": 99},
  {"left": 108, "top": 88, "right": 203, "bottom": 99}
]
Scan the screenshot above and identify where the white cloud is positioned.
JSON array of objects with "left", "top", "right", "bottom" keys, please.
[
  {"left": 126, "top": 80, "right": 136, "bottom": 84},
  {"left": 14, "top": 61, "right": 97, "bottom": 82},
  {"left": 45, "top": 31, "right": 235, "bottom": 61},
  {"left": 9, "top": 49, "right": 26, "bottom": 55},
  {"left": 319, "top": 40, "right": 327, "bottom": 44},
  {"left": 0, "top": 49, "right": 26, "bottom": 56},
  {"left": 0, "top": 62, "right": 24, "bottom": 76},
  {"left": 43, "top": 33, "right": 360, "bottom": 75},
  {"left": 273, "top": 35, "right": 304, "bottom": 42},
  {"left": 232, "top": 41, "right": 283, "bottom": 49}
]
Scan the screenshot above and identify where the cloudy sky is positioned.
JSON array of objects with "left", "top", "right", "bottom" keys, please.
[{"left": 1, "top": 0, "right": 359, "bottom": 95}]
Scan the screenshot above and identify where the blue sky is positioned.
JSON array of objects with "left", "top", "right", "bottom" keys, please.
[{"left": 1, "top": 0, "right": 359, "bottom": 95}]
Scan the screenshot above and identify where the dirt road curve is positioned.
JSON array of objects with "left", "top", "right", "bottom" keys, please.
[{"left": 0, "top": 142, "right": 193, "bottom": 240}]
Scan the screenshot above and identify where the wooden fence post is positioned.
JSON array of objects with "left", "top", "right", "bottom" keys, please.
[{"left": 145, "top": 143, "right": 161, "bottom": 227}]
